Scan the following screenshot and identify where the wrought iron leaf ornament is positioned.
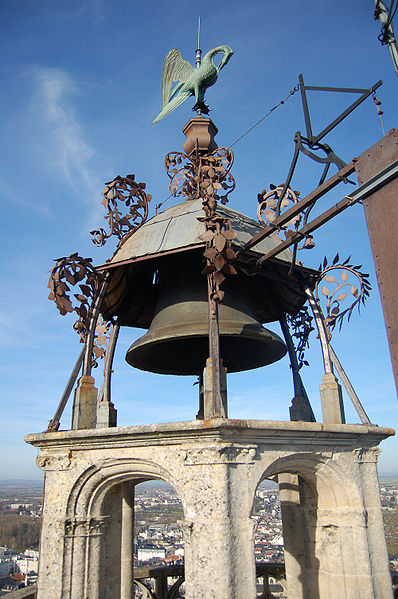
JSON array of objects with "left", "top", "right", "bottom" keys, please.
[
  {"left": 257, "top": 184, "right": 301, "bottom": 231},
  {"left": 315, "top": 254, "right": 372, "bottom": 333},
  {"left": 165, "top": 145, "right": 237, "bottom": 305},
  {"left": 165, "top": 147, "right": 235, "bottom": 205},
  {"left": 92, "top": 315, "right": 111, "bottom": 366},
  {"left": 90, "top": 174, "right": 152, "bottom": 247},
  {"left": 48, "top": 253, "right": 101, "bottom": 343},
  {"left": 257, "top": 184, "right": 315, "bottom": 249},
  {"left": 286, "top": 308, "right": 315, "bottom": 369}
]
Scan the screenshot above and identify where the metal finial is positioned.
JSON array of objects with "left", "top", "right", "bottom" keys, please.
[{"left": 196, "top": 17, "right": 202, "bottom": 68}]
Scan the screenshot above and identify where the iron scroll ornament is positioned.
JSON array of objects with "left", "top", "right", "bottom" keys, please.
[
  {"left": 315, "top": 254, "right": 371, "bottom": 335},
  {"left": 165, "top": 147, "right": 235, "bottom": 204},
  {"left": 90, "top": 174, "right": 151, "bottom": 248},
  {"left": 47, "top": 253, "right": 110, "bottom": 367}
]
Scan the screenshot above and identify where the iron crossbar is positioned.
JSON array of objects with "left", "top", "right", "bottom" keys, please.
[{"left": 255, "top": 158, "right": 398, "bottom": 266}]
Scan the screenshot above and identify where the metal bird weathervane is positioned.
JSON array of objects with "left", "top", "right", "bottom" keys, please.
[{"left": 153, "top": 37, "right": 233, "bottom": 123}]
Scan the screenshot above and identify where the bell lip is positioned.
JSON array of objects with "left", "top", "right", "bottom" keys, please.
[{"left": 126, "top": 327, "right": 287, "bottom": 376}]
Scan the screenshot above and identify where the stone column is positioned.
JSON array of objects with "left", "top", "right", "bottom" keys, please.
[
  {"left": 182, "top": 446, "right": 257, "bottom": 599},
  {"left": 354, "top": 447, "right": 394, "bottom": 599},
  {"left": 65, "top": 519, "right": 88, "bottom": 599},
  {"left": 120, "top": 482, "right": 135, "bottom": 599},
  {"left": 85, "top": 517, "right": 109, "bottom": 599},
  {"left": 102, "top": 485, "right": 122, "bottom": 599},
  {"left": 278, "top": 473, "right": 308, "bottom": 599}
]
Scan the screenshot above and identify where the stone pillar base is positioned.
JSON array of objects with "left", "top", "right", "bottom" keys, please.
[
  {"left": 203, "top": 358, "right": 227, "bottom": 419},
  {"left": 320, "top": 372, "right": 345, "bottom": 424},
  {"left": 72, "top": 375, "right": 97, "bottom": 430},
  {"left": 96, "top": 400, "right": 117, "bottom": 428}
]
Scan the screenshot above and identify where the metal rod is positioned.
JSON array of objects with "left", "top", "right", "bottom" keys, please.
[
  {"left": 329, "top": 344, "right": 372, "bottom": 424},
  {"left": 305, "top": 287, "right": 333, "bottom": 375},
  {"left": 304, "top": 85, "right": 371, "bottom": 93},
  {"left": 279, "top": 315, "right": 316, "bottom": 422},
  {"left": 103, "top": 322, "right": 120, "bottom": 404},
  {"left": 374, "top": 0, "right": 398, "bottom": 76},
  {"left": 311, "top": 81, "right": 382, "bottom": 146},
  {"left": 243, "top": 161, "right": 355, "bottom": 251},
  {"left": 196, "top": 16, "right": 202, "bottom": 68},
  {"left": 207, "top": 275, "right": 222, "bottom": 416},
  {"left": 279, "top": 315, "right": 304, "bottom": 398},
  {"left": 83, "top": 272, "right": 111, "bottom": 377},
  {"left": 46, "top": 347, "right": 84, "bottom": 431},
  {"left": 275, "top": 143, "right": 300, "bottom": 217},
  {"left": 299, "top": 73, "right": 313, "bottom": 140}
]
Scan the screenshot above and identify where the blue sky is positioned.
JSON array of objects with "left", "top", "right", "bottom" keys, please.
[{"left": 0, "top": 0, "right": 397, "bottom": 479}]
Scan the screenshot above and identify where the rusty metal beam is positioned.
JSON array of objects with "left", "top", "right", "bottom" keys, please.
[
  {"left": 243, "top": 161, "right": 356, "bottom": 252},
  {"left": 257, "top": 194, "right": 357, "bottom": 265},
  {"left": 354, "top": 128, "right": 398, "bottom": 396},
  {"left": 256, "top": 156, "right": 398, "bottom": 267}
]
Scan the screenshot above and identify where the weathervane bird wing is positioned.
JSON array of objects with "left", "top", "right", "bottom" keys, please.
[
  {"left": 153, "top": 49, "right": 195, "bottom": 123},
  {"left": 161, "top": 49, "right": 194, "bottom": 108}
]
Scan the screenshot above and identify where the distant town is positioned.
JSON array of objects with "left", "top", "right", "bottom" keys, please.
[{"left": 0, "top": 478, "right": 397, "bottom": 596}]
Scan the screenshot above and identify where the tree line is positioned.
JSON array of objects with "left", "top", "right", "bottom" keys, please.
[{"left": 0, "top": 514, "right": 40, "bottom": 552}]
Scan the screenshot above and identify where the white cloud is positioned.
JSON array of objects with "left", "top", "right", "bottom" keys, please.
[{"left": 31, "top": 67, "right": 96, "bottom": 194}]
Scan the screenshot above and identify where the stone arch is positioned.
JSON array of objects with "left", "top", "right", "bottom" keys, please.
[
  {"left": 62, "top": 457, "right": 185, "bottom": 599},
  {"left": 252, "top": 451, "right": 362, "bottom": 512},
  {"left": 250, "top": 451, "right": 367, "bottom": 599},
  {"left": 66, "top": 456, "right": 185, "bottom": 519}
]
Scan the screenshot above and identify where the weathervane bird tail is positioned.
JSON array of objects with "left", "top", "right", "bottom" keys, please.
[{"left": 153, "top": 45, "right": 233, "bottom": 123}]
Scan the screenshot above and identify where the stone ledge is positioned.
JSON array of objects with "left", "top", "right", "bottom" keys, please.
[{"left": 25, "top": 419, "right": 394, "bottom": 450}]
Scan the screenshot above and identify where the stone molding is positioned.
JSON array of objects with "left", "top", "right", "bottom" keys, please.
[
  {"left": 181, "top": 444, "right": 257, "bottom": 465},
  {"left": 25, "top": 419, "right": 395, "bottom": 454}
]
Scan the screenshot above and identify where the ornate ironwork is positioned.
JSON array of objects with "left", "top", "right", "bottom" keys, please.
[
  {"left": 92, "top": 315, "right": 111, "bottom": 366},
  {"left": 257, "top": 184, "right": 300, "bottom": 231},
  {"left": 47, "top": 253, "right": 112, "bottom": 370},
  {"left": 257, "top": 183, "right": 315, "bottom": 250},
  {"left": 285, "top": 308, "right": 315, "bottom": 369},
  {"left": 133, "top": 566, "right": 185, "bottom": 599},
  {"left": 48, "top": 253, "right": 101, "bottom": 342},
  {"left": 165, "top": 147, "right": 235, "bottom": 204},
  {"left": 90, "top": 174, "right": 151, "bottom": 247},
  {"left": 199, "top": 218, "right": 237, "bottom": 302},
  {"left": 315, "top": 254, "right": 371, "bottom": 334},
  {"left": 165, "top": 145, "right": 237, "bottom": 304},
  {"left": 134, "top": 579, "right": 156, "bottom": 599}
]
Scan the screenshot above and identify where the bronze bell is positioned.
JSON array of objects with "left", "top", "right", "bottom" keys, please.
[{"left": 126, "top": 258, "right": 287, "bottom": 375}]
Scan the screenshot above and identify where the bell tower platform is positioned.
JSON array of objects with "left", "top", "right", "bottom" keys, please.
[{"left": 26, "top": 419, "right": 394, "bottom": 599}]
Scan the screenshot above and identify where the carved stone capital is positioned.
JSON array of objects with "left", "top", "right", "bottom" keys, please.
[
  {"left": 353, "top": 447, "right": 381, "bottom": 464},
  {"left": 64, "top": 517, "right": 108, "bottom": 538},
  {"left": 36, "top": 451, "right": 71, "bottom": 471},
  {"left": 182, "top": 445, "right": 257, "bottom": 465}
]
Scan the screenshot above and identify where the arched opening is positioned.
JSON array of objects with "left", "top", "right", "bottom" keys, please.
[
  {"left": 252, "top": 478, "right": 287, "bottom": 597},
  {"left": 251, "top": 453, "right": 361, "bottom": 599},
  {"left": 64, "top": 460, "right": 186, "bottom": 599},
  {"left": 133, "top": 479, "right": 185, "bottom": 598}
]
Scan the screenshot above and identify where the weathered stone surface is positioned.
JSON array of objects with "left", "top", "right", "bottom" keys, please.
[{"left": 25, "top": 419, "right": 394, "bottom": 599}]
